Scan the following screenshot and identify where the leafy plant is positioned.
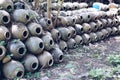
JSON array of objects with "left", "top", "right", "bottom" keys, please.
[
  {"left": 89, "top": 68, "right": 106, "bottom": 80},
  {"left": 107, "top": 54, "right": 120, "bottom": 66},
  {"left": 112, "top": 65, "right": 120, "bottom": 74}
]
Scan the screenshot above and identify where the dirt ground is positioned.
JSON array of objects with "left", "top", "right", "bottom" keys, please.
[{"left": 21, "top": 36, "right": 120, "bottom": 80}]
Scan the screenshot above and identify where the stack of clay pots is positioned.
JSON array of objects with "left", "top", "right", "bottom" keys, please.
[{"left": 0, "top": 0, "right": 120, "bottom": 79}]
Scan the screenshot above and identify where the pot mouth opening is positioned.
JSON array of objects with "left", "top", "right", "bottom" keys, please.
[
  {"left": 67, "top": 33, "right": 71, "bottom": 38},
  {"left": 39, "top": 42, "right": 44, "bottom": 49},
  {"left": 80, "top": 39, "right": 83, "bottom": 44},
  {"left": 7, "top": 5, "right": 12, "bottom": 12},
  {"left": 48, "top": 59, "right": 53, "bottom": 66},
  {"left": 5, "top": 32, "right": 10, "bottom": 39},
  {"left": 73, "top": 43, "right": 76, "bottom": 47},
  {"left": 18, "top": 47, "right": 25, "bottom": 55},
  {"left": 16, "top": 71, "right": 23, "bottom": 78},
  {"left": 59, "top": 55, "right": 63, "bottom": 61},
  {"left": 31, "top": 62, "right": 38, "bottom": 70},
  {"left": 2, "top": 16, "right": 9, "bottom": 24},
  {"left": 47, "top": 19, "right": 51, "bottom": 25},
  {"left": 28, "top": 0, "right": 34, "bottom": 2},
  {"left": 88, "top": 38, "right": 91, "bottom": 42},
  {"left": 23, "top": 31, "right": 28, "bottom": 38},
  {"left": 88, "top": 15, "right": 90, "bottom": 18},
  {"left": 64, "top": 46, "right": 67, "bottom": 51},
  {"left": 21, "top": 4, "right": 25, "bottom": 9},
  {"left": 36, "top": 27, "right": 41, "bottom": 34},
  {"left": 50, "top": 40, "right": 53, "bottom": 45},
  {"left": 25, "top": 15, "right": 30, "bottom": 20},
  {"left": 0, "top": 48, "right": 3, "bottom": 55}
]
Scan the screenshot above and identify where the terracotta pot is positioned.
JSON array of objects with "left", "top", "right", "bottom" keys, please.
[
  {"left": 57, "top": 27, "right": 71, "bottom": 41},
  {"left": 3, "top": 60, "right": 24, "bottom": 79},
  {"left": 14, "top": 1, "right": 25, "bottom": 9},
  {"left": 82, "top": 23, "right": 92, "bottom": 33},
  {"left": 51, "top": 29, "right": 61, "bottom": 42},
  {"left": 27, "top": 22, "right": 43, "bottom": 36},
  {"left": 7, "top": 40, "right": 26, "bottom": 59},
  {"left": 37, "top": 51, "right": 54, "bottom": 69},
  {"left": 23, "top": 54, "right": 39, "bottom": 72},
  {"left": 42, "top": 35, "right": 54, "bottom": 51},
  {"left": 11, "top": 23, "right": 29, "bottom": 41},
  {"left": 58, "top": 40, "right": 68, "bottom": 52},
  {"left": 96, "top": 20, "right": 103, "bottom": 30},
  {"left": 68, "top": 26, "right": 76, "bottom": 38},
  {"left": 67, "top": 38, "right": 76, "bottom": 49},
  {"left": 50, "top": 48, "right": 64, "bottom": 63},
  {"left": 89, "top": 22, "right": 98, "bottom": 32},
  {"left": 13, "top": 9, "right": 30, "bottom": 24},
  {"left": 0, "top": 10, "right": 11, "bottom": 25},
  {"left": 0, "top": 26, "right": 11, "bottom": 41},
  {"left": 75, "top": 24, "right": 84, "bottom": 34},
  {"left": 74, "top": 35, "right": 83, "bottom": 45},
  {"left": 96, "top": 31, "right": 104, "bottom": 40},
  {"left": 90, "top": 33, "right": 98, "bottom": 42},
  {"left": 82, "top": 34, "right": 91, "bottom": 44},
  {"left": 25, "top": 37, "right": 44, "bottom": 54},
  {"left": 0, "top": 0, "right": 14, "bottom": 12}
]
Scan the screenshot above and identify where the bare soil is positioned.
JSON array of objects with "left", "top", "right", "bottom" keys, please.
[{"left": 20, "top": 36, "right": 120, "bottom": 80}]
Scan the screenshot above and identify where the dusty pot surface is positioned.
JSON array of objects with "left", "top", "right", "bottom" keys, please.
[
  {"left": 3, "top": 60, "right": 24, "bottom": 79},
  {"left": 7, "top": 40, "right": 26, "bottom": 59},
  {"left": 25, "top": 37, "right": 44, "bottom": 54},
  {"left": 42, "top": 35, "right": 54, "bottom": 51},
  {"left": 23, "top": 54, "right": 39, "bottom": 72},
  {"left": 0, "top": 26, "right": 11, "bottom": 41},
  {"left": 37, "top": 51, "right": 54, "bottom": 69},
  {"left": 11, "top": 23, "right": 29, "bottom": 41}
]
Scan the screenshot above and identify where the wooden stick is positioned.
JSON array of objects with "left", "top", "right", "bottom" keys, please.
[
  {"left": 47, "top": 0, "right": 52, "bottom": 19},
  {"left": 53, "top": 0, "right": 64, "bottom": 27},
  {"left": 35, "top": 0, "right": 39, "bottom": 10}
]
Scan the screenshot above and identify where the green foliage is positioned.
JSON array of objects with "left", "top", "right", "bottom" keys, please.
[
  {"left": 0, "top": 41, "right": 6, "bottom": 46},
  {"left": 89, "top": 68, "right": 106, "bottom": 80},
  {"left": 112, "top": 65, "right": 120, "bottom": 74},
  {"left": 107, "top": 54, "right": 120, "bottom": 66}
]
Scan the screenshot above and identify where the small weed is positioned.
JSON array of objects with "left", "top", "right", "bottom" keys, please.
[
  {"left": 107, "top": 54, "right": 120, "bottom": 66},
  {"left": 112, "top": 65, "right": 120, "bottom": 74},
  {"left": 89, "top": 68, "right": 106, "bottom": 80}
]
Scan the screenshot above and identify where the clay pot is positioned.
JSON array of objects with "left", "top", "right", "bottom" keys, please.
[
  {"left": 0, "top": 46, "right": 6, "bottom": 61},
  {"left": 39, "top": 18, "right": 53, "bottom": 31},
  {"left": 7, "top": 40, "right": 26, "bottom": 59},
  {"left": 107, "top": 18, "right": 114, "bottom": 27},
  {"left": 13, "top": 9, "right": 30, "bottom": 24},
  {"left": 14, "top": 1, "right": 25, "bottom": 9},
  {"left": 0, "top": 0, "right": 14, "bottom": 12},
  {"left": 50, "top": 48, "right": 64, "bottom": 63},
  {"left": 42, "top": 35, "right": 54, "bottom": 51},
  {"left": 0, "top": 10, "right": 11, "bottom": 25},
  {"left": 111, "top": 27, "right": 119, "bottom": 35},
  {"left": 57, "top": 27, "right": 71, "bottom": 41},
  {"left": 55, "top": 16, "right": 67, "bottom": 27},
  {"left": 3, "top": 60, "right": 24, "bottom": 79},
  {"left": 82, "top": 34, "right": 91, "bottom": 44},
  {"left": 67, "top": 38, "right": 76, "bottom": 49},
  {"left": 100, "top": 19, "right": 108, "bottom": 28},
  {"left": 74, "top": 24, "right": 84, "bottom": 34},
  {"left": 27, "top": 22, "right": 43, "bottom": 36},
  {"left": 90, "top": 33, "right": 98, "bottom": 42},
  {"left": 96, "top": 31, "right": 104, "bottom": 40},
  {"left": 58, "top": 40, "right": 68, "bottom": 52},
  {"left": 89, "top": 22, "right": 98, "bottom": 32},
  {"left": 23, "top": 54, "right": 39, "bottom": 72},
  {"left": 11, "top": 23, "right": 29, "bottom": 41},
  {"left": 65, "top": 16, "right": 76, "bottom": 26},
  {"left": 82, "top": 23, "right": 92, "bottom": 33},
  {"left": 74, "top": 35, "right": 83, "bottom": 45},
  {"left": 0, "top": 26, "right": 11, "bottom": 41},
  {"left": 25, "top": 37, "right": 44, "bottom": 54},
  {"left": 51, "top": 29, "right": 61, "bottom": 42},
  {"left": 37, "top": 51, "right": 54, "bottom": 69},
  {"left": 96, "top": 20, "right": 103, "bottom": 30},
  {"left": 101, "top": 29, "right": 109, "bottom": 38},
  {"left": 68, "top": 26, "right": 76, "bottom": 38},
  {"left": 80, "top": 12, "right": 91, "bottom": 22},
  {"left": 106, "top": 27, "right": 112, "bottom": 36}
]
